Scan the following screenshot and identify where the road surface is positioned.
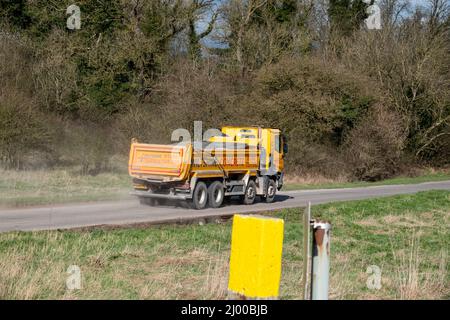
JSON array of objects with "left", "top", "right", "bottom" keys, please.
[{"left": 1, "top": 180, "right": 450, "bottom": 232}]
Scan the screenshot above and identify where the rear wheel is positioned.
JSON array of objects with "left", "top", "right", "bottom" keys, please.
[
  {"left": 262, "top": 179, "right": 277, "bottom": 203},
  {"left": 192, "top": 181, "right": 208, "bottom": 210},
  {"left": 242, "top": 180, "right": 257, "bottom": 205},
  {"left": 208, "top": 181, "right": 225, "bottom": 208}
]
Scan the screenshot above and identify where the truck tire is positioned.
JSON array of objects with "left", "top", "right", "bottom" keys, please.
[
  {"left": 208, "top": 181, "right": 225, "bottom": 208},
  {"left": 262, "top": 179, "right": 277, "bottom": 203},
  {"left": 192, "top": 181, "right": 208, "bottom": 210},
  {"left": 242, "top": 180, "right": 257, "bottom": 205}
]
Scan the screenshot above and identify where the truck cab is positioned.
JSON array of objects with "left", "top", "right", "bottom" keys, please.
[{"left": 217, "top": 126, "right": 286, "bottom": 178}]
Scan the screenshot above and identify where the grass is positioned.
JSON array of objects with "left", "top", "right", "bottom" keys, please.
[
  {"left": 0, "top": 190, "right": 448, "bottom": 300},
  {"left": 1, "top": 167, "right": 449, "bottom": 208},
  {"left": 283, "top": 169, "right": 450, "bottom": 191},
  {"left": 0, "top": 169, "right": 131, "bottom": 208}
]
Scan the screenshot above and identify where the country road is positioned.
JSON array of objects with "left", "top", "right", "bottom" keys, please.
[{"left": 1, "top": 180, "right": 450, "bottom": 233}]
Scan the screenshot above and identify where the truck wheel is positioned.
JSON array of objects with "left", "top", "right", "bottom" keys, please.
[
  {"left": 263, "top": 179, "right": 277, "bottom": 203},
  {"left": 243, "top": 180, "right": 257, "bottom": 205},
  {"left": 192, "top": 181, "right": 208, "bottom": 210},
  {"left": 208, "top": 181, "right": 224, "bottom": 208}
]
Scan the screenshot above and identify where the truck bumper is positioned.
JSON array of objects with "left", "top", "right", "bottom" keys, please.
[{"left": 130, "top": 190, "right": 191, "bottom": 200}]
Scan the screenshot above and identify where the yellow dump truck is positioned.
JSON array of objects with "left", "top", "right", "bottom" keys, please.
[{"left": 128, "top": 126, "right": 288, "bottom": 209}]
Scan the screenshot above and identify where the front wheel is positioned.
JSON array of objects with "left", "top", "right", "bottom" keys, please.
[
  {"left": 262, "top": 179, "right": 277, "bottom": 203},
  {"left": 242, "top": 180, "right": 257, "bottom": 205},
  {"left": 192, "top": 181, "right": 208, "bottom": 210}
]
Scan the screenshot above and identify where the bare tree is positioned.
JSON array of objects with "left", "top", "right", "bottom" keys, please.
[
  {"left": 222, "top": 0, "right": 268, "bottom": 65},
  {"left": 427, "top": 0, "right": 450, "bottom": 35},
  {"left": 186, "top": 0, "right": 219, "bottom": 60}
]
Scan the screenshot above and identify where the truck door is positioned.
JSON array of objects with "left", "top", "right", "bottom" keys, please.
[
  {"left": 259, "top": 129, "right": 282, "bottom": 175},
  {"left": 270, "top": 129, "right": 283, "bottom": 174}
]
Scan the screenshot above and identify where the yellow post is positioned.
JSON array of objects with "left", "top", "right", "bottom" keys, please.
[{"left": 228, "top": 214, "right": 284, "bottom": 299}]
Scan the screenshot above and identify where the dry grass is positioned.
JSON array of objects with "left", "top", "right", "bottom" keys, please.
[
  {"left": 283, "top": 167, "right": 450, "bottom": 191},
  {"left": 0, "top": 169, "right": 131, "bottom": 208},
  {"left": 391, "top": 231, "right": 448, "bottom": 300},
  {"left": 0, "top": 227, "right": 233, "bottom": 300},
  {"left": 0, "top": 233, "right": 67, "bottom": 299},
  {"left": 284, "top": 173, "right": 349, "bottom": 185},
  {"left": 329, "top": 256, "right": 356, "bottom": 299},
  {"left": 0, "top": 191, "right": 448, "bottom": 300}
]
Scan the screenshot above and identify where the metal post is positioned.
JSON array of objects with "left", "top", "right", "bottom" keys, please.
[
  {"left": 302, "top": 202, "right": 312, "bottom": 300},
  {"left": 311, "top": 220, "right": 332, "bottom": 300}
]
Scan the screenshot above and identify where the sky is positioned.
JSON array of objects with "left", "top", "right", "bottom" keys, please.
[{"left": 410, "top": 0, "right": 432, "bottom": 6}]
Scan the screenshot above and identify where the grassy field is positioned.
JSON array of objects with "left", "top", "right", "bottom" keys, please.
[
  {"left": 0, "top": 169, "right": 132, "bottom": 208},
  {"left": 1, "top": 168, "right": 449, "bottom": 208},
  {"left": 283, "top": 169, "right": 450, "bottom": 190},
  {"left": 0, "top": 190, "right": 448, "bottom": 300}
]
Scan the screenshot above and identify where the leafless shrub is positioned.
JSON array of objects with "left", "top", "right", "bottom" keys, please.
[
  {"left": 0, "top": 92, "right": 53, "bottom": 169},
  {"left": 343, "top": 105, "right": 408, "bottom": 181},
  {"left": 339, "top": 4, "right": 450, "bottom": 164},
  {"left": 115, "top": 100, "right": 170, "bottom": 148},
  {"left": 56, "top": 123, "right": 116, "bottom": 175}
]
